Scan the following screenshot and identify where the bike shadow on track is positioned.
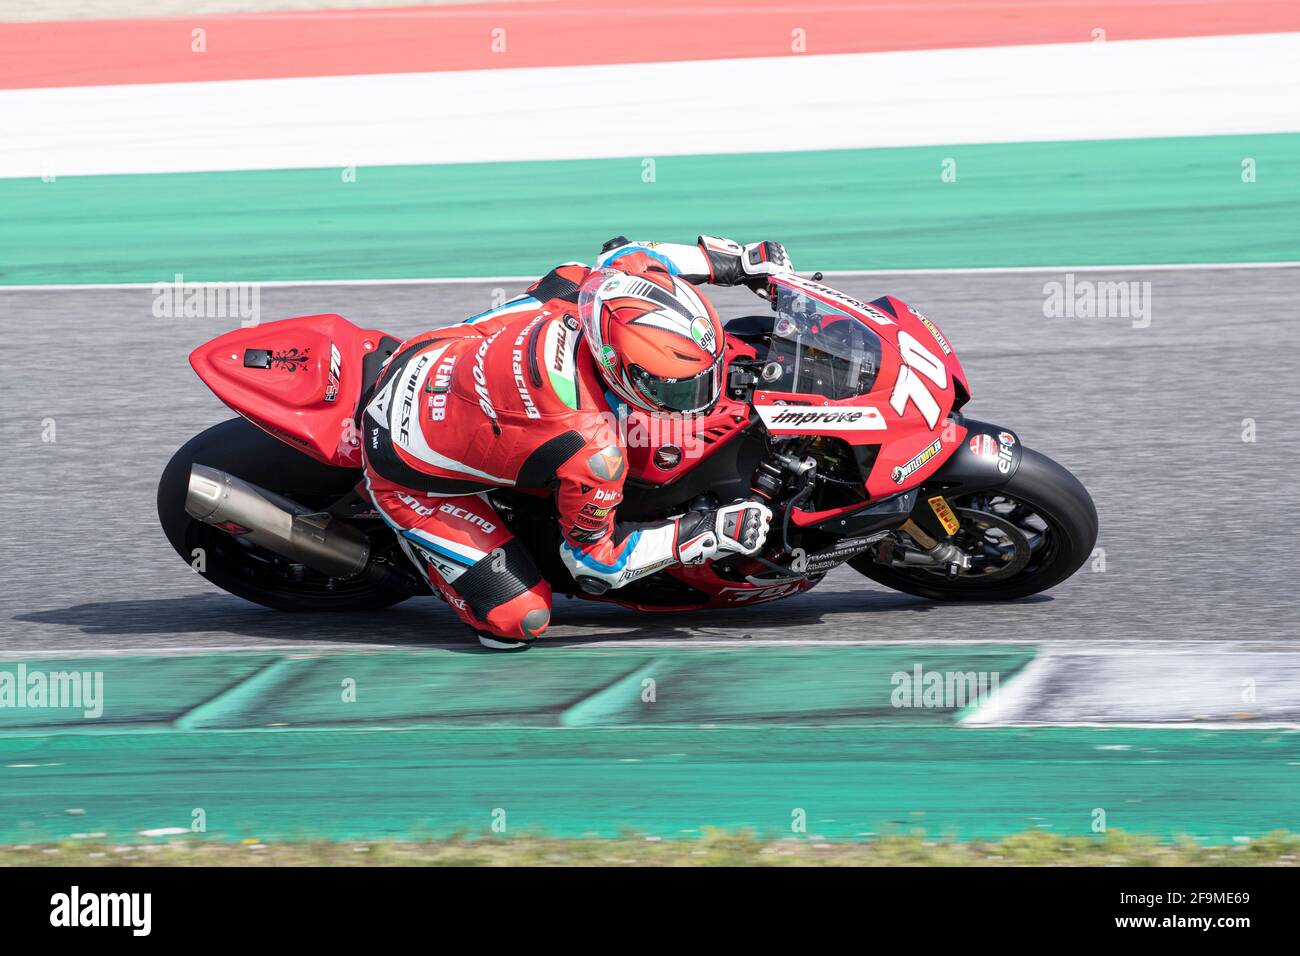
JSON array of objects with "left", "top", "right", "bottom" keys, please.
[{"left": 4, "top": 588, "right": 1040, "bottom": 651}]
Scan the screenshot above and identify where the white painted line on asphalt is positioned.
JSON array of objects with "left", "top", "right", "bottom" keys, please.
[
  {"left": 0, "top": 276, "right": 536, "bottom": 291},
  {"left": 822, "top": 262, "right": 1300, "bottom": 276},
  {"left": 0, "top": 640, "right": 1036, "bottom": 657},
  {"left": 4, "top": 261, "right": 1298, "bottom": 292},
  {"left": 2, "top": 639, "right": 1297, "bottom": 657}
]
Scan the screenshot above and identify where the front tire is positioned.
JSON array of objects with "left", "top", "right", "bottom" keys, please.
[
  {"left": 158, "top": 417, "right": 417, "bottom": 612},
  {"left": 850, "top": 447, "right": 1098, "bottom": 601}
]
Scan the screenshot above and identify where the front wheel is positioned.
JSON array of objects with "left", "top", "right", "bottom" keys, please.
[{"left": 849, "top": 447, "right": 1098, "bottom": 601}]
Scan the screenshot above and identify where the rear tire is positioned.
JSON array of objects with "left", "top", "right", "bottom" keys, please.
[
  {"left": 849, "top": 447, "right": 1098, "bottom": 601},
  {"left": 158, "top": 417, "right": 417, "bottom": 612}
]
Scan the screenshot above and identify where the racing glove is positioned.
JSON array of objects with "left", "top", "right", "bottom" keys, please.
[
  {"left": 696, "top": 236, "right": 794, "bottom": 294},
  {"left": 561, "top": 499, "right": 774, "bottom": 594},
  {"left": 674, "top": 500, "right": 774, "bottom": 564}
]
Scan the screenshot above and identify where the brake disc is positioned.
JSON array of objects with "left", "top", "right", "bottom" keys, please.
[{"left": 926, "top": 506, "right": 1033, "bottom": 582}]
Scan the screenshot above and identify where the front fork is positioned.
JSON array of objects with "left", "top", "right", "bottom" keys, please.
[
  {"left": 746, "top": 417, "right": 1025, "bottom": 581},
  {"left": 877, "top": 513, "right": 970, "bottom": 578}
]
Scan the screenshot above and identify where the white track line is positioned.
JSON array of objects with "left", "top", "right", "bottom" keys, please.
[
  {"left": 3, "top": 261, "right": 1298, "bottom": 292},
  {"left": 3, "top": 639, "right": 1299, "bottom": 658},
  {"left": 0, "top": 639, "right": 1043, "bottom": 657},
  {"left": 4, "top": 32, "right": 1299, "bottom": 177}
]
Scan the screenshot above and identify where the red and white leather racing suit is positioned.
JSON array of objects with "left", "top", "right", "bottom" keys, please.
[{"left": 360, "top": 237, "right": 765, "bottom": 645}]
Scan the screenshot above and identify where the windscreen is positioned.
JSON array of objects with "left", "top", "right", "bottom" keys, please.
[{"left": 756, "top": 284, "right": 883, "bottom": 400}]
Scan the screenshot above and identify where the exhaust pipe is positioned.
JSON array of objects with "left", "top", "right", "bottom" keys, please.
[{"left": 185, "top": 464, "right": 371, "bottom": 578}]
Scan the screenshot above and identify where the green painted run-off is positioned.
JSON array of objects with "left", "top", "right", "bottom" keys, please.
[
  {"left": 0, "top": 647, "right": 1297, "bottom": 844},
  {"left": 2, "top": 133, "right": 1298, "bottom": 285}
]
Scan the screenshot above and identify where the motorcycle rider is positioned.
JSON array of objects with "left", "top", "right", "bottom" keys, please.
[{"left": 362, "top": 236, "right": 794, "bottom": 649}]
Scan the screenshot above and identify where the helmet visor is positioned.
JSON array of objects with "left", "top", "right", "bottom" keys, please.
[{"left": 628, "top": 357, "right": 723, "bottom": 414}]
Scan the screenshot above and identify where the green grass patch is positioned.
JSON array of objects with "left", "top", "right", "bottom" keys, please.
[{"left": 6, "top": 830, "right": 1298, "bottom": 867}]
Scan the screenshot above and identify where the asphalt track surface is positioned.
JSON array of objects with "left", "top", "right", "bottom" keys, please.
[{"left": 2, "top": 266, "right": 1298, "bottom": 656}]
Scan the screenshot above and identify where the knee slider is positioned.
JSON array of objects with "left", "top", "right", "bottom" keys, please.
[{"left": 485, "top": 591, "right": 550, "bottom": 643}]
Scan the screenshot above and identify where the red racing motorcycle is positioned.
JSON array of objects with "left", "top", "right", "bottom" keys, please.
[{"left": 158, "top": 273, "right": 1098, "bottom": 618}]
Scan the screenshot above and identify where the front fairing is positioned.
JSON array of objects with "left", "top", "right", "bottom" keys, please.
[
  {"left": 613, "top": 274, "right": 976, "bottom": 504},
  {"left": 753, "top": 275, "right": 971, "bottom": 498}
]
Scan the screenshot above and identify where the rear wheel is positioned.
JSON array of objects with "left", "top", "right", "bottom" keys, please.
[
  {"left": 157, "top": 418, "right": 419, "bottom": 611},
  {"left": 849, "top": 447, "right": 1097, "bottom": 601}
]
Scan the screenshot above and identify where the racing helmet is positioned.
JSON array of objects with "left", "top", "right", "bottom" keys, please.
[{"left": 577, "top": 267, "right": 726, "bottom": 414}]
